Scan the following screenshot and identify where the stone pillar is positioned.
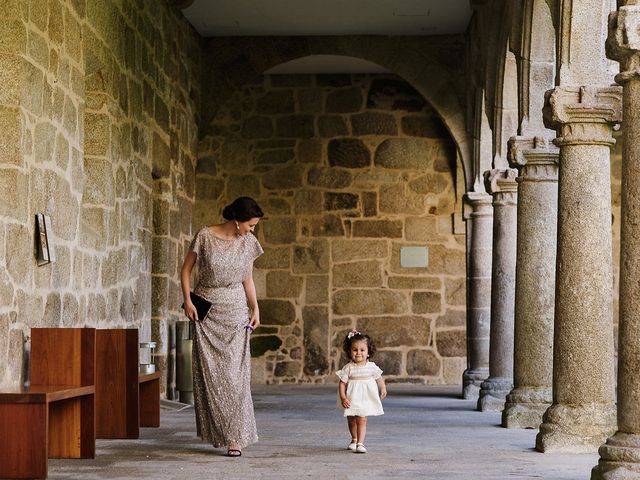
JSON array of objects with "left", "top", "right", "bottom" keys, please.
[
  {"left": 477, "top": 169, "right": 518, "bottom": 412},
  {"left": 502, "top": 137, "right": 558, "bottom": 428},
  {"left": 536, "top": 85, "right": 621, "bottom": 452},
  {"left": 462, "top": 192, "right": 493, "bottom": 400},
  {"left": 593, "top": 5, "right": 640, "bottom": 477}
]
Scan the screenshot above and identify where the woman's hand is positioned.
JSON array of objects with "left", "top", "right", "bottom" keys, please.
[
  {"left": 247, "top": 310, "right": 260, "bottom": 331},
  {"left": 380, "top": 388, "right": 387, "bottom": 400},
  {"left": 183, "top": 301, "right": 199, "bottom": 322},
  {"left": 341, "top": 396, "right": 351, "bottom": 408}
]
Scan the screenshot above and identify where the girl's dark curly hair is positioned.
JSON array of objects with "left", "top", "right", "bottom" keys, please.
[{"left": 342, "top": 331, "right": 377, "bottom": 359}]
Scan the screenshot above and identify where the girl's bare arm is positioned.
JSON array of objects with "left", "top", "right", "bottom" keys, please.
[
  {"left": 376, "top": 377, "right": 387, "bottom": 400},
  {"left": 339, "top": 381, "right": 350, "bottom": 408}
]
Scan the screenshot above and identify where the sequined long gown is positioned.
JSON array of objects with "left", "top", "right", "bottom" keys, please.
[{"left": 189, "top": 227, "right": 263, "bottom": 448}]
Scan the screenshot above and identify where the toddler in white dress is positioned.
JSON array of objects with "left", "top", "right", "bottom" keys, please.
[{"left": 336, "top": 330, "right": 387, "bottom": 453}]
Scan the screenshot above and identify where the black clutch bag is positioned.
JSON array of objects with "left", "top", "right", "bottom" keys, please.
[{"left": 182, "top": 292, "right": 212, "bottom": 320}]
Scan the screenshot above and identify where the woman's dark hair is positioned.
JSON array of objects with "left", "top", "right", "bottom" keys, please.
[
  {"left": 222, "top": 197, "right": 264, "bottom": 222},
  {"left": 342, "top": 331, "right": 377, "bottom": 359}
]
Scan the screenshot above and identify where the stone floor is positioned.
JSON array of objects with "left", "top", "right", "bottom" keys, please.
[{"left": 49, "top": 385, "right": 598, "bottom": 479}]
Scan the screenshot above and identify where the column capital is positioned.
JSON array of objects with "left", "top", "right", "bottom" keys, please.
[
  {"left": 543, "top": 86, "right": 622, "bottom": 146},
  {"left": 507, "top": 136, "right": 559, "bottom": 183},
  {"left": 484, "top": 168, "right": 518, "bottom": 194},
  {"left": 607, "top": 6, "right": 640, "bottom": 83},
  {"left": 463, "top": 191, "right": 493, "bottom": 218},
  {"left": 484, "top": 169, "right": 518, "bottom": 207}
]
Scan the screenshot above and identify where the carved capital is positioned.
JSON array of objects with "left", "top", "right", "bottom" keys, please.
[
  {"left": 463, "top": 191, "right": 493, "bottom": 218},
  {"left": 507, "top": 136, "right": 559, "bottom": 183},
  {"left": 543, "top": 86, "right": 622, "bottom": 145},
  {"left": 607, "top": 6, "right": 640, "bottom": 83},
  {"left": 484, "top": 169, "right": 518, "bottom": 207},
  {"left": 484, "top": 168, "right": 518, "bottom": 194}
]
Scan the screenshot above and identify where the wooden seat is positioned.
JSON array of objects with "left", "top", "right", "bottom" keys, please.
[{"left": 0, "top": 328, "right": 96, "bottom": 479}]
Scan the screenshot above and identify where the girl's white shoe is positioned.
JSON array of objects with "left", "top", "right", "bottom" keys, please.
[
  {"left": 355, "top": 443, "right": 367, "bottom": 453},
  {"left": 347, "top": 440, "right": 357, "bottom": 451}
]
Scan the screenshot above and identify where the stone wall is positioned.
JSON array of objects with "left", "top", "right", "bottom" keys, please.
[
  {"left": 0, "top": 0, "right": 201, "bottom": 391},
  {"left": 193, "top": 74, "right": 467, "bottom": 384}
]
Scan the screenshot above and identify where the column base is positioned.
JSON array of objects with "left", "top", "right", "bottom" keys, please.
[
  {"left": 536, "top": 403, "right": 617, "bottom": 453},
  {"left": 591, "top": 432, "right": 640, "bottom": 480},
  {"left": 502, "top": 386, "right": 551, "bottom": 429},
  {"left": 463, "top": 368, "right": 488, "bottom": 400},
  {"left": 477, "top": 377, "right": 512, "bottom": 412}
]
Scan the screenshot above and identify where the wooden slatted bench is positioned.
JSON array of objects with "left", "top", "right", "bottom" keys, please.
[
  {"left": 95, "top": 329, "right": 161, "bottom": 438},
  {"left": 0, "top": 328, "right": 96, "bottom": 479}
]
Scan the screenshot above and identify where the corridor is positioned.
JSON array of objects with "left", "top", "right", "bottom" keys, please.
[{"left": 48, "top": 385, "right": 597, "bottom": 479}]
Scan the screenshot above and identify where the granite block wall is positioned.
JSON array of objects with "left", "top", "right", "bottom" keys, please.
[{"left": 194, "top": 74, "right": 467, "bottom": 384}]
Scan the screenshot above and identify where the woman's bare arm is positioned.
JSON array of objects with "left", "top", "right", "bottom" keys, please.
[
  {"left": 181, "top": 250, "right": 198, "bottom": 321},
  {"left": 243, "top": 269, "right": 260, "bottom": 329}
]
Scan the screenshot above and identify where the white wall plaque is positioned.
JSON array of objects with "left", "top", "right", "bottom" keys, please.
[{"left": 400, "top": 246, "right": 428, "bottom": 268}]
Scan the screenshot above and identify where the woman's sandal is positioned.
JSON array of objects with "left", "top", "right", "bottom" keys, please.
[
  {"left": 355, "top": 443, "right": 367, "bottom": 454},
  {"left": 226, "top": 449, "right": 242, "bottom": 457},
  {"left": 347, "top": 439, "right": 357, "bottom": 451}
]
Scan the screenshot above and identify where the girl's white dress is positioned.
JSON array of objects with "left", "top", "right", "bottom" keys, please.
[{"left": 336, "top": 361, "right": 384, "bottom": 417}]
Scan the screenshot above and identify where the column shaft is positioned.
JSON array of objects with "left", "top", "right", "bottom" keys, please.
[
  {"left": 462, "top": 192, "right": 493, "bottom": 400},
  {"left": 477, "top": 169, "right": 518, "bottom": 412},
  {"left": 593, "top": 6, "right": 640, "bottom": 477},
  {"left": 503, "top": 137, "right": 558, "bottom": 428},
  {"left": 536, "top": 85, "right": 619, "bottom": 453}
]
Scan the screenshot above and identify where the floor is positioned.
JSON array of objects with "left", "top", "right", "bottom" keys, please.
[{"left": 49, "top": 385, "right": 598, "bottom": 480}]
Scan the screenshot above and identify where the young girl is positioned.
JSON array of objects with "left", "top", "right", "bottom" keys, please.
[{"left": 336, "top": 330, "right": 387, "bottom": 453}]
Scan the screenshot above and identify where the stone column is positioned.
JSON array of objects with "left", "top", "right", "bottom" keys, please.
[
  {"left": 536, "top": 85, "right": 621, "bottom": 452},
  {"left": 477, "top": 169, "right": 518, "bottom": 412},
  {"left": 462, "top": 192, "right": 493, "bottom": 400},
  {"left": 593, "top": 5, "right": 640, "bottom": 477},
  {"left": 502, "top": 137, "right": 558, "bottom": 428}
]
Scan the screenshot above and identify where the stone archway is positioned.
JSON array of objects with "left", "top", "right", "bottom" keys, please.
[
  {"left": 517, "top": 0, "right": 556, "bottom": 137},
  {"left": 193, "top": 60, "right": 467, "bottom": 384},
  {"left": 200, "top": 36, "right": 473, "bottom": 191}
]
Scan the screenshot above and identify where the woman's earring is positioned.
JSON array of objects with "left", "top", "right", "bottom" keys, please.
[{"left": 235, "top": 222, "right": 240, "bottom": 231}]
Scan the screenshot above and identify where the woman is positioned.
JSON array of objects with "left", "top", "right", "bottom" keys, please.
[{"left": 181, "top": 196, "right": 264, "bottom": 457}]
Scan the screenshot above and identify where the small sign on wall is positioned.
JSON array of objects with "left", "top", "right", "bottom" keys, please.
[
  {"left": 36, "top": 213, "right": 55, "bottom": 265},
  {"left": 400, "top": 245, "right": 428, "bottom": 268}
]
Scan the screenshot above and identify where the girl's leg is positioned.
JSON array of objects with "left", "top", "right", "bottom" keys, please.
[
  {"left": 356, "top": 416, "right": 368, "bottom": 444},
  {"left": 347, "top": 416, "right": 358, "bottom": 441}
]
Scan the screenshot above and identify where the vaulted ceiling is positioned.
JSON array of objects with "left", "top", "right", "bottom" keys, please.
[{"left": 179, "top": 0, "right": 471, "bottom": 37}]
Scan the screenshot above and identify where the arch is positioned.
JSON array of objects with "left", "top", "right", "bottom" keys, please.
[
  {"left": 472, "top": 88, "right": 494, "bottom": 192},
  {"left": 492, "top": 48, "right": 519, "bottom": 169},
  {"left": 196, "top": 70, "right": 466, "bottom": 384},
  {"left": 200, "top": 36, "right": 473, "bottom": 190},
  {"left": 470, "top": 1, "right": 518, "bottom": 170},
  {"left": 518, "top": 0, "right": 556, "bottom": 137}
]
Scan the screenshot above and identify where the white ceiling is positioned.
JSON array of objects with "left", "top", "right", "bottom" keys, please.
[{"left": 181, "top": 0, "right": 472, "bottom": 37}]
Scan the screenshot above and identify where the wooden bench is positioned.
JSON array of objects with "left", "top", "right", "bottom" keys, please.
[
  {"left": 139, "top": 371, "right": 161, "bottom": 428},
  {"left": 0, "top": 328, "right": 96, "bottom": 479},
  {"left": 95, "top": 329, "right": 161, "bottom": 438}
]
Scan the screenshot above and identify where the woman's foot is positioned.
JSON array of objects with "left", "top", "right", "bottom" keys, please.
[
  {"left": 355, "top": 443, "right": 367, "bottom": 453},
  {"left": 347, "top": 439, "right": 357, "bottom": 451},
  {"left": 226, "top": 443, "right": 242, "bottom": 457}
]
